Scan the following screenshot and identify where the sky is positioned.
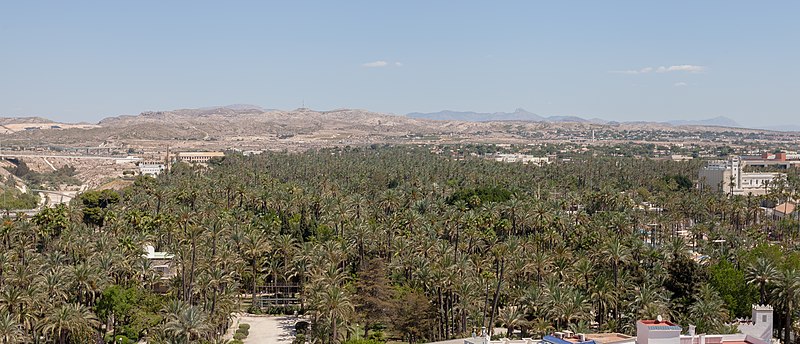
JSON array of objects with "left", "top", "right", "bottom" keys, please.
[{"left": 0, "top": 1, "right": 798, "bottom": 127}]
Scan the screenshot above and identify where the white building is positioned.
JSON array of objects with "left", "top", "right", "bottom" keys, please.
[
  {"left": 464, "top": 305, "right": 773, "bottom": 344},
  {"left": 138, "top": 162, "right": 165, "bottom": 176},
  {"left": 494, "top": 154, "right": 551, "bottom": 166},
  {"left": 699, "top": 156, "right": 785, "bottom": 196},
  {"left": 143, "top": 245, "right": 176, "bottom": 293},
  {"left": 732, "top": 304, "right": 774, "bottom": 343}
]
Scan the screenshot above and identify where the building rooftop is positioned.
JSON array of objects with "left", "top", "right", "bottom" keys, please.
[
  {"left": 775, "top": 202, "right": 796, "bottom": 215},
  {"left": 143, "top": 245, "right": 175, "bottom": 260},
  {"left": 639, "top": 320, "right": 681, "bottom": 329},
  {"left": 583, "top": 333, "right": 634, "bottom": 344},
  {"left": 177, "top": 151, "right": 225, "bottom": 156}
]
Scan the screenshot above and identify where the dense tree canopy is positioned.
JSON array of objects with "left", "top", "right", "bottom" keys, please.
[{"left": 2, "top": 145, "right": 799, "bottom": 343}]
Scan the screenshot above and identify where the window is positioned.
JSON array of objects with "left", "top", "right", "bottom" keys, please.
[{"left": 762, "top": 315, "right": 767, "bottom": 323}]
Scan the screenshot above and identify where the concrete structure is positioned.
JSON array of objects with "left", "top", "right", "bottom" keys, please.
[
  {"left": 138, "top": 161, "right": 165, "bottom": 176},
  {"left": 699, "top": 156, "right": 785, "bottom": 196},
  {"left": 176, "top": 151, "right": 225, "bottom": 163},
  {"left": 143, "top": 245, "right": 176, "bottom": 293},
  {"left": 731, "top": 304, "right": 773, "bottom": 343}
]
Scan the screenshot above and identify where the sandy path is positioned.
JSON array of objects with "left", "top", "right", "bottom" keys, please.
[{"left": 237, "top": 315, "right": 297, "bottom": 344}]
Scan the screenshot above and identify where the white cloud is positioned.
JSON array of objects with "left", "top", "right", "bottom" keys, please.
[
  {"left": 674, "top": 82, "right": 688, "bottom": 87},
  {"left": 362, "top": 60, "right": 404, "bottom": 68},
  {"left": 661, "top": 65, "right": 705, "bottom": 73},
  {"left": 611, "top": 64, "right": 706, "bottom": 74},
  {"left": 363, "top": 60, "right": 389, "bottom": 68}
]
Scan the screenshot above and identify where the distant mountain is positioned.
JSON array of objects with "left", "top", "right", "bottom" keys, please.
[
  {"left": 666, "top": 116, "right": 741, "bottom": 128},
  {"left": 407, "top": 108, "right": 609, "bottom": 124},
  {"left": 0, "top": 116, "right": 56, "bottom": 125},
  {"left": 407, "top": 108, "right": 545, "bottom": 122},
  {"left": 756, "top": 124, "right": 800, "bottom": 132},
  {"left": 197, "top": 104, "right": 266, "bottom": 111},
  {"left": 408, "top": 110, "right": 746, "bottom": 128}
]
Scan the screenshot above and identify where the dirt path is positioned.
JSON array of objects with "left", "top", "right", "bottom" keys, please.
[{"left": 236, "top": 315, "right": 297, "bottom": 344}]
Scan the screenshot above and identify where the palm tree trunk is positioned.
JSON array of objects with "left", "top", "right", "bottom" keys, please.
[
  {"left": 251, "top": 260, "right": 258, "bottom": 310},
  {"left": 332, "top": 316, "right": 338, "bottom": 344},
  {"left": 785, "top": 302, "right": 792, "bottom": 344},
  {"left": 188, "top": 238, "right": 197, "bottom": 303},
  {"left": 489, "top": 259, "right": 505, "bottom": 336}
]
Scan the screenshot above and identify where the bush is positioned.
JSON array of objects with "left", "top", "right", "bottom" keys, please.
[
  {"left": 235, "top": 328, "right": 249, "bottom": 336},
  {"left": 342, "top": 339, "right": 385, "bottom": 344},
  {"left": 233, "top": 332, "right": 246, "bottom": 340},
  {"left": 238, "top": 323, "right": 250, "bottom": 330},
  {"left": 246, "top": 305, "right": 262, "bottom": 314},
  {"left": 229, "top": 340, "right": 243, "bottom": 344},
  {"left": 111, "top": 335, "right": 134, "bottom": 344},
  {"left": 292, "top": 334, "right": 306, "bottom": 344},
  {"left": 367, "top": 330, "right": 386, "bottom": 342}
]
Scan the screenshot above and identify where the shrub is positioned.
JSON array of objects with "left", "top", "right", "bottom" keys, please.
[
  {"left": 235, "top": 328, "right": 249, "bottom": 336},
  {"left": 342, "top": 339, "right": 385, "bottom": 344},
  {"left": 233, "top": 332, "right": 246, "bottom": 340},
  {"left": 238, "top": 323, "right": 250, "bottom": 330},
  {"left": 367, "top": 330, "right": 386, "bottom": 342},
  {"left": 292, "top": 334, "right": 306, "bottom": 344},
  {"left": 229, "top": 340, "right": 243, "bottom": 344}
]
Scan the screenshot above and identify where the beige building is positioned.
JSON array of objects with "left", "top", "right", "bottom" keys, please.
[
  {"left": 176, "top": 151, "right": 225, "bottom": 163},
  {"left": 699, "top": 156, "right": 785, "bottom": 196}
]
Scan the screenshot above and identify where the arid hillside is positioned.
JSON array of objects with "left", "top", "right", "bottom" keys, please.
[{"left": 0, "top": 106, "right": 789, "bottom": 152}]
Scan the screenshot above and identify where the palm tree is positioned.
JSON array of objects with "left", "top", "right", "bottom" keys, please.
[
  {"left": 315, "top": 285, "right": 354, "bottom": 344},
  {"left": 498, "top": 305, "right": 527, "bottom": 337},
  {"left": 746, "top": 258, "right": 779, "bottom": 304},
  {"left": 772, "top": 268, "right": 800, "bottom": 344},
  {"left": 42, "top": 303, "right": 100, "bottom": 344},
  {"left": 0, "top": 312, "right": 24, "bottom": 344},
  {"left": 602, "top": 237, "right": 630, "bottom": 289},
  {"left": 689, "top": 284, "right": 729, "bottom": 333},
  {"left": 164, "top": 305, "right": 210, "bottom": 343},
  {"left": 241, "top": 227, "right": 270, "bottom": 310},
  {"left": 591, "top": 275, "right": 620, "bottom": 326}
]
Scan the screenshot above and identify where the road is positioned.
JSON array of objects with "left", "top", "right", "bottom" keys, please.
[
  {"left": 0, "top": 153, "right": 127, "bottom": 160},
  {"left": 227, "top": 315, "right": 297, "bottom": 344}
]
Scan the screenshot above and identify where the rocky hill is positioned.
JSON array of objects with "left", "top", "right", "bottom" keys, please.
[{"left": 0, "top": 106, "right": 781, "bottom": 151}]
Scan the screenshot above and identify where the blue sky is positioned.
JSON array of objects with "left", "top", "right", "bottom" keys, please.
[{"left": 0, "top": 1, "right": 798, "bottom": 126}]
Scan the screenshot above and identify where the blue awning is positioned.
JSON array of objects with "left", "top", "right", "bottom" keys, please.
[{"left": 543, "top": 335, "right": 597, "bottom": 344}]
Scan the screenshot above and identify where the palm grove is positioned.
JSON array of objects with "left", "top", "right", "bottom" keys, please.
[{"left": 1, "top": 146, "right": 799, "bottom": 344}]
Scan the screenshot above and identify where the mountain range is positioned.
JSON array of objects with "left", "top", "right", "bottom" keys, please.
[
  {"left": 407, "top": 108, "right": 605, "bottom": 124},
  {"left": 407, "top": 108, "right": 745, "bottom": 128}
]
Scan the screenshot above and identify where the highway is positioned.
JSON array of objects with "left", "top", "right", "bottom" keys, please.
[{"left": 0, "top": 152, "right": 128, "bottom": 160}]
